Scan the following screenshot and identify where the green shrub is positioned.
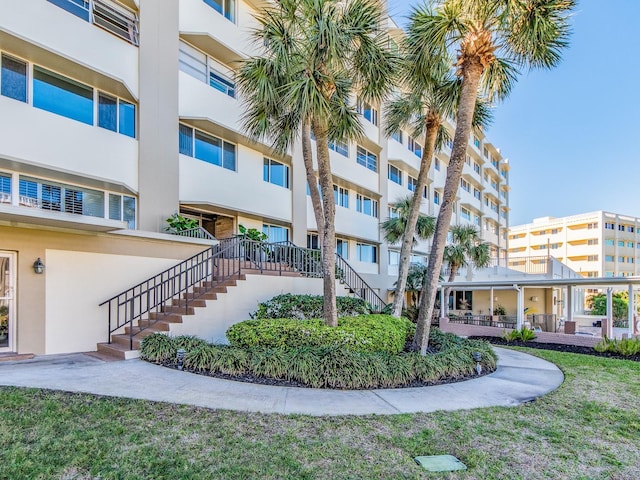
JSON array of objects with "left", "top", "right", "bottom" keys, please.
[
  {"left": 251, "top": 294, "right": 370, "bottom": 320},
  {"left": 502, "top": 327, "right": 536, "bottom": 343},
  {"left": 174, "top": 335, "right": 209, "bottom": 351},
  {"left": 226, "top": 314, "right": 414, "bottom": 354},
  {"left": 594, "top": 336, "right": 640, "bottom": 356},
  {"left": 140, "top": 333, "right": 176, "bottom": 363}
]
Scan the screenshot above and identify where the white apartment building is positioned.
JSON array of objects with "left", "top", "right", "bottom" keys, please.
[
  {"left": 509, "top": 211, "right": 640, "bottom": 278},
  {"left": 0, "top": 0, "right": 509, "bottom": 356}
]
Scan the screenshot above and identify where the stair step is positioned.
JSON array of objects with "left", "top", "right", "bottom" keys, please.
[
  {"left": 97, "top": 342, "right": 139, "bottom": 360},
  {"left": 125, "top": 322, "right": 171, "bottom": 335},
  {"left": 162, "top": 305, "right": 195, "bottom": 315},
  {"left": 183, "top": 292, "right": 218, "bottom": 300},
  {"left": 171, "top": 299, "right": 207, "bottom": 308},
  {"left": 148, "top": 312, "right": 183, "bottom": 323}
]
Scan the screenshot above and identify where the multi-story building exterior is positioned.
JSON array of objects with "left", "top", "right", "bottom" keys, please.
[
  {"left": 509, "top": 211, "right": 640, "bottom": 278},
  {"left": 0, "top": 0, "right": 509, "bottom": 356}
]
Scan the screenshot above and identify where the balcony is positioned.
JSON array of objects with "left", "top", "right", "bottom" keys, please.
[{"left": 0, "top": 0, "right": 138, "bottom": 97}]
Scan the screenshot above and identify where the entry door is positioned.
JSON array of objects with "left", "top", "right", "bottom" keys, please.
[{"left": 0, "top": 253, "right": 15, "bottom": 352}]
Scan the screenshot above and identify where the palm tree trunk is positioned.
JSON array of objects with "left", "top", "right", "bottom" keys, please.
[
  {"left": 313, "top": 121, "right": 338, "bottom": 327},
  {"left": 391, "top": 120, "right": 439, "bottom": 317},
  {"left": 413, "top": 60, "right": 484, "bottom": 354},
  {"left": 302, "top": 120, "right": 325, "bottom": 240},
  {"left": 443, "top": 265, "right": 458, "bottom": 317}
]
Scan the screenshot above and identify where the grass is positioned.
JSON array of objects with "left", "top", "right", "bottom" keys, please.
[{"left": 0, "top": 348, "right": 638, "bottom": 479}]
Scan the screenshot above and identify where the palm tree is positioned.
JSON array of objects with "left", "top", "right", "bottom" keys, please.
[
  {"left": 381, "top": 196, "right": 435, "bottom": 245},
  {"left": 238, "top": 0, "right": 397, "bottom": 326},
  {"left": 441, "top": 225, "right": 490, "bottom": 315},
  {"left": 411, "top": 0, "right": 574, "bottom": 353},
  {"left": 384, "top": 40, "right": 491, "bottom": 318}
]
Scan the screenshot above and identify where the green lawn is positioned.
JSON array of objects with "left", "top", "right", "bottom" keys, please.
[{"left": 0, "top": 349, "right": 638, "bottom": 480}]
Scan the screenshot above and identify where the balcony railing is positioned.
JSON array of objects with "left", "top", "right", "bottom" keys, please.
[{"left": 48, "top": 0, "right": 139, "bottom": 45}]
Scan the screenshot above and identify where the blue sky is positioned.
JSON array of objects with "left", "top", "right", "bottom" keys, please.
[{"left": 386, "top": 0, "right": 640, "bottom": 226}]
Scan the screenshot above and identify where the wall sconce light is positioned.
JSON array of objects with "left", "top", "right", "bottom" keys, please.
[
  {"left": 530, "top": 296, "right": 539, "bottom": 302},
  {"left": 493, "top": 296, "right": 498, "bottom": 302},
  {"left": 33, "top": 258, "right": 45, "bottom": 274}
]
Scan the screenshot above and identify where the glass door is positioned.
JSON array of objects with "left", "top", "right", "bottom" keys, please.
[{"left": 0, "top": 253, "right": 15, "bottom": 352}]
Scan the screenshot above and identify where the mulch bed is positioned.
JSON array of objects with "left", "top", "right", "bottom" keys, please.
[{"left": 469, "top": 336, "right": 640, "bottom": 362}]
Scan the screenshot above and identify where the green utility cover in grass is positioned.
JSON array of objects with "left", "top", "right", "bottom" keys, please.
[{"left": 414, "top": 455, "right": 467, "bottom": 472}]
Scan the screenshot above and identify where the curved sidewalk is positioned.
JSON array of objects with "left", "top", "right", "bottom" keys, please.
[{"left": 0, "top": 348, "right": 563, "bottom": 416}]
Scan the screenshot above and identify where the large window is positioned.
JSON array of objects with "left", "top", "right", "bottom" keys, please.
[
  {"left": 356, "top": 146, "right": 377, "bottom": 172},
  {"left": 19, "top": 176, "right": 104, "bottom": 217},
  {"left": 179, "top": 42, "right": 236, "bottom": 98},
  {"left": 356, "top": 194, "right": 378, "bottom": 217},
  {"left": 98, "top": 93, "right": 135, "bottom": 138},
  {"left": 333, "top": 185, "right": 349, "bottom": 208},
  {"left": 262, "top": 224, "right": 288, "bottom": 243},
  {"left": 357, "top": 99, "right": 378, "bottom": 126},
  {"left": 108, "top": 193, "right": 136, "bottom": 228},
  {"left": 1, "top": 55, "right": 27, "bottom": 103},
  {"left": 203, "top": 0, "right": 235, "bottom": 22},
  {"left": 461, "top": 207, "right": 471, "bottom": 221},
  {"left": 434, "top": 191, "right": 440, "bottom": 205},
  {"left": 388, "top": 165, "right": 402, "bottom": 185},
  {"left": 336, "top": 238, "right": 349, "bottom": 258},
  {"left": 0, "top": 174, "right": 11, "bottom": 203},
  {"left": 179, "top": 124, "right": 236, "bottom": 171},
  {"left": 408, "top": 176, "right": 417, "bottom": 192},
  {"left": 328, "top": 139, "right": 349, "bottom": 157},
  {"left": 263, "top": 158, "right": 290, "bottom": 188},
  {"left": 356, "top": 243, "right": 378, "bottom": 263},
  {"left": 307, "top": 233, "right": 319, "bottom": 250},
  {"left": 33, "top": 66, "right": 93, "bottom": 125},
  {"left": 408, "top": 136, "right": 422, "bottom": 157}
]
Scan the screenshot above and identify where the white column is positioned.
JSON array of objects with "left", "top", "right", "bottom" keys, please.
[
  {"left": 566, "top": 286, "right": 573, "bottom": 322},
  {"left": 628, "top": 284, "right": 634, "bottom": 338},
  {"left": 606, "top": 287, "right": 613, "bottom": 337},
  {"left": 440, "top": 285, "right": 446, "bottom": 318},
  {"left": 490, "top": 287, "right": 494, "bottom": 316},
  {"left": 516, "top": 285, "right": 523, "bottom": 329}
]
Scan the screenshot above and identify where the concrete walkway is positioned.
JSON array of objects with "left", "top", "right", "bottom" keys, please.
[{"left": 0, "top": 348, "right": 563, "bottom": 416}]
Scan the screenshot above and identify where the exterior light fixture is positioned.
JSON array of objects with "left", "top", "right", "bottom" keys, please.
[
  {"left": 473, "top": 351, "right": 482, "bottom": 375},
  {"left": 33, "top": 258, "right": 45, "bottom": 274},
  {"left": 530, "top": 296, "right": 539, "bottom": 302},
  {"left": 176, "top": 348, "right": 186, "bottom": 371}
]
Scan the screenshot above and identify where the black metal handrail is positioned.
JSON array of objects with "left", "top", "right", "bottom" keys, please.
[{"left": 100, "top": 237, "right": 385, "bottom": 349}]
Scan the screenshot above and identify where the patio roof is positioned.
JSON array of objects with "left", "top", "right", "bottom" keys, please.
[{"left": 440, "top": 276, "right": 640, "bottom": 290}]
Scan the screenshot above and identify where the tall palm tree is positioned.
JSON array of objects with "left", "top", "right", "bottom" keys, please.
[
  {"left": 384, "top": 44, "right": 491, "bottom": 318},
  {"left": 238, "top": 0, "right": 397, "bottom": 326},
  {"left": 442, "top": 225, "right": 490, "bottom": 314},
  {"left": 412, "top": 0, "right": 574, "bottom": 353},
  {"left": 381, "top": 196, "right": 435, "bottom": 246}
]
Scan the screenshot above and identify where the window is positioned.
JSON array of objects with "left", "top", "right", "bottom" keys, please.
[
  {"left": 388, "top": 207, "right": 399, "bottom": 219},
  {"left": 333, "top": 185, "right": 349, "bottom": 208},
  {"left": 491, "top": 159, "right": 498, "bottom": 168},
  {"left": 388, "top": 165, "right": 402, "bottom": 185},
  {"left": 262, "top": 224, "right": 288, "bottom": 243},
  {"left": 97, "top": 93, "right": 136, "bottom": 138},
  {"left": 474, "top": 162, "right": 480, "bottom": 174},
  {"left": 263, "top": 158, "right": 290, "bottom": 188},
  {"left": 203, "top": 0, "right": 235, "bottom": 22},
  {"left": 1, "top": 54, "right": 27, "bottom": 102},
  {"left": 408, "top": 176, "right": 417, "bottom": 192},
  {"left": 461, "top": 207, "right": 471, "bottom": 221},
  {"left": 356, "top": 194, "right": 377, "bottom": 217},
  {"left": 33, "top": 66, "right": 93, "bottom": 125},
  {"left": 434, "top": 158, "right": 441, "bottom": 171},
  {"left": 628, "top": 226, "right": 635, "bottom": 233},
  {"left": 465, "top": 155, "right": 471, "bottom": 166},
  {"left": 473, "top": 136, "right": 480, "bottom": 148},
  {"left": 588, "top": 239, "right": 599, "bottom": 245},
  {"left": 605, "top": 239, "right": 615, "bottom": 246},
  {"left": 357, "top": 99, "right": 378, "bottom": 126},
  {"left": 474, "top": 215, "right": 480, "bottom": 226},
  {"left": 391, "top": 131, "right": 403, "bottom": 143},
  {"left": 618, "top": 240, "right": 625, "bottom": 247},
  {"left": 307, "top": 233, "right": 319, "bottom": 250},
  {"left": 49, "top": 0, "right": 90, "bottom": 20},
  {"left": 328, "top": 139, "right": 349, "bottom": 157},
  {"left": 356, "top": 243, "right": 377, "bottom": 263},
  {"left": 588, "top": 222, "right": 598, "bottom": 229},
  {"left": 483, "top": 147, "right": 489, "bottom": 158},
  {"left": 19, "top": 176, "right": 105, "bottom": 218},
  {"left": 605, "top": 271, "right": 614, "bottom": 277},
  {"left": 618, "top": 256, "right": 625, "bottom": 263},
  {"left": 336, "top": 239, "right": 348, "bottom": 258},
  {"left": 179, "top": 42, "right": 236, "bottom": 98},
  {"left": 108, "top": 193, "right": 136, "bottom": 228},
  {"left": 408, "top": 136, "right": 422, "bottom": 157},
  {"left": 617, "top": 224, "right": 625, "bottom": 231},
  {"left": 0, "top": 174, "right": 11, "bottom": 203},
  {"left": 434, "top": 191, "right": 440, "bottom": 205},
  {"left": 629, "top": 241, "right": 635, "bottom": 248},
  {"left": 388, "top": 250, "right": 399, "bottom": 266},
  {"left": 605, "top": 255, "right": 614, "bottom": 262},
  {"left": 422, "top": 186, "right": 428, "bottom": 199},
  {"left": 473, "top": 188, "right": 481, "bottom": 200},
  {"left": 356, "top": 146, "right": 377, "bottom": 172},
  {"left": 179, "top": 124, "right": 236, "bottom": 171},
  {"left": 628, "top": 257, "right": 635, "bottom": 264},
  {"left": 460, "top": 178, "right": 470, "bottom": 193}
]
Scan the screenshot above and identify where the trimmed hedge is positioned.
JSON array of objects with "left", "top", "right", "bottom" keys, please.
[
  {"left": 251, "top": 294, "right": 370, "bottom": 320},
  {"left": 140, "top": 331, "right": 497, "bottom": 389},
  {"left": 226, "top": 314, "right": 415, "bottom": 354}
]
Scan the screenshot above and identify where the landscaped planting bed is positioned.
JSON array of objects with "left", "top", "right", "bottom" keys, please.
[{"left": 140, "top": 322, "right": 496, "bottom": 390}]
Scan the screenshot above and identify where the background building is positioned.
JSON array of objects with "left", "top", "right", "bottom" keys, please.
[
  {"left": 509, "top": 211, "right": 640, "bottom": 279},
  {"left": 0, "top": 0, "right": 509, "bottom": 355}
]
